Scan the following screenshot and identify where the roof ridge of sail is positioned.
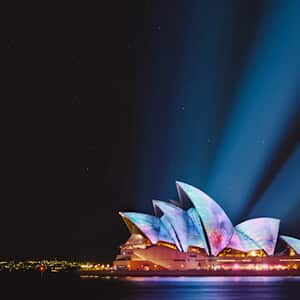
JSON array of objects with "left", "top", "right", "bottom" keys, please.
[
  {"left": 119, "top": 212, "right": 160, "bottom": 244},
  {"left": 235, "top": 217, "right": 280, "bottom": 255},
  {"left": 280, "top": 235, "right": 300, "bottom": 255},
  {"left": 175, "top": 181, "right": 234, "bottom": 256}
]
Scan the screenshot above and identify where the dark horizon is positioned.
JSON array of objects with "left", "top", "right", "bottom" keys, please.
[{"left": 4, "top": 1, "right": 300, "bottom": 262}]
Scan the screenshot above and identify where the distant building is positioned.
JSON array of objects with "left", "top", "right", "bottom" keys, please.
[{"left": 113, "top": 182, "right": 300, "bottom": 271}]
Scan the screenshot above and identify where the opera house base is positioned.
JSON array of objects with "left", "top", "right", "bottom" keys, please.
[{"left": 111, "top": 248, "right": 300, "bottom": 276}]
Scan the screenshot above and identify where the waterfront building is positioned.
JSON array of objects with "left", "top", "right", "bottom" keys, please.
[{"left": 113, "top": 182, "right": 300, "bottom": 271}]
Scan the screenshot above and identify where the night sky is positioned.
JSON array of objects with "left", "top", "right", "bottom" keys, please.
[{"left": 5, "top": 1, "right": 300, "bottom": 262}]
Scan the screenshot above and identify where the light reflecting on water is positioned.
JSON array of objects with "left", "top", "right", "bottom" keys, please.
[
  {"left": 109, "top": 276, "right": 300, "bottom": 300},
  {"left": 121, "top": 275, "right": 300, "bottom": 282},
  {"left": 4, "top": 274, "right": 300, "bottom": 300}
]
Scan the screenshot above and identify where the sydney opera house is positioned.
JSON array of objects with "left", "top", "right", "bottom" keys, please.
[{"left": 113, "top": 182, "right": 300, "bottom": 272}]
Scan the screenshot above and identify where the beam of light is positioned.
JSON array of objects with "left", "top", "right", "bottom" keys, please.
[
  {"left": 134, "top": 1, "right": 239, "bottom": 211},
  {"left": 207, "top": 0, "right": 300, "bottom": 222},
  {"left": 248, "top": 145, "right": 300, "bottom": 224},
  {"left": 240, "top": 109, "right": 300, "bottom": 220}
]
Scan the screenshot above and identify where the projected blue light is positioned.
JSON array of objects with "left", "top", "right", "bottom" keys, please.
[
  {"left": 133, "top": 0, "right": 300, "bottom": 229},
  {"left": 207, "top": 0, "right": 300, "bottom": 221},
  {"left": 248, "top": 146, "right": 300, "bottom": 222},
  {"left": 134, "top": 1, "right": 239, "bottom": 210}
]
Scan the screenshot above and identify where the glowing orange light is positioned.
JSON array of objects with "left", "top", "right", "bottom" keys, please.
[{"left": 39, "top": 266, "right": 45, "bottom": 272}]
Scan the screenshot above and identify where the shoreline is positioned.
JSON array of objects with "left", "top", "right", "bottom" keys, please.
[{"left": 78, "top": 269, "right": 300, "bottom": 277}]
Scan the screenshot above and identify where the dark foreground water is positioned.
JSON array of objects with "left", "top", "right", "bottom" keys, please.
[{"left": 2, "top": 274, "right": 300, "bottom": 299}]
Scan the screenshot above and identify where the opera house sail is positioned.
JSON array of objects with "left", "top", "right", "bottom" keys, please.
[{"left": 113, "top": 182, "right": 300, "bottom": 272}]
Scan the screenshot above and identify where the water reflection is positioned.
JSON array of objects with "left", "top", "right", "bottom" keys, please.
[
  {"left": 4, "top": 273, "right": 300, "bottom": 300},
  {"left": 122, "top": 276, "right": 300, "bottom": 282},
  {"left": 110, "top": 276, "right": 300, "bottom": 300}
]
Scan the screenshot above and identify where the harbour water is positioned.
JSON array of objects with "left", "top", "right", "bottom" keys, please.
[{"left": 3, "top": 274, "right": 300, "bottom": 299}]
